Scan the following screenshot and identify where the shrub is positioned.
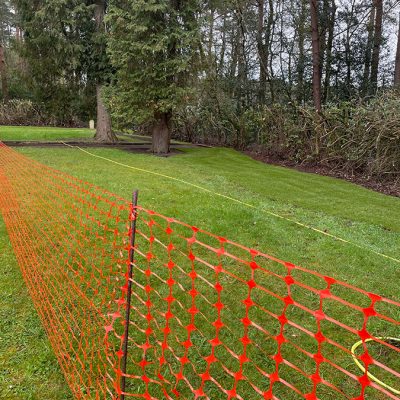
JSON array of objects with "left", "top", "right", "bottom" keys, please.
[
  {"left": 173, "top": 90, "right": 400, "bottom": 181},
  {"left": 0, "top": 99, "right": 87, "bottom": 127},
  {"left": 0, "top": 99, "right": 44, "bottom": 126}
]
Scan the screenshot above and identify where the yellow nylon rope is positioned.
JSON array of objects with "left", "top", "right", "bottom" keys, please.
[
  {"left": 351, "top": 337, "right": 400, "bottom": 395},
  {"left": 61, "top": 142, "right": 400, "bottom": 264}
]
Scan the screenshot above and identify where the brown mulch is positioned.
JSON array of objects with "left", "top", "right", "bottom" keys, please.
[
  {"left": 245, "top": 151, "right": 400, "bottom": 198},
  {"left": 3, "top": 140, "right": 199, "bottom": 157},
  {"left": 3, "top": 140, "right": 198, "bottom": 149}
]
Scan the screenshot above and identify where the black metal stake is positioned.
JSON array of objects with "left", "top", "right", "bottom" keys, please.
[{"left": 120, "top": 190, "right": 139, "bottom": 400}]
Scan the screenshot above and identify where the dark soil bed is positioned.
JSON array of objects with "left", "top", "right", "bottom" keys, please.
[{"left": 3, "top": 140, "right": 197, "bottom": 156}]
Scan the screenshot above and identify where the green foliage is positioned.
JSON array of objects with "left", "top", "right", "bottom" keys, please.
[
  {"left": 0, "top": 0, "right": 14, "bottom": 44},
  {"left": 106, "top": 0, "right": 201, "bottom": 127},
  {"left": 174, "top": 86, "right": 400, "bottom": 181},
  {"left": 6, "top": 0, "right": 400, "bottom": 178},
  {"left": 13, "top": 0, "right": 102, "bottom": 124}
]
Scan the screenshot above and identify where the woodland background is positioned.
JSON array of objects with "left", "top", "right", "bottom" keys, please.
[{"left": 0, "top": 0, "right": 399, "bottom": 185}]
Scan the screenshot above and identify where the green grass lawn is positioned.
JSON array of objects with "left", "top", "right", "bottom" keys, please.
[
  {"left": 0, "top": 125, "right": 179, "bottom": 144},
  {"left": 0, "top": 125, "right": 95, "bottom": 142},
  {"left": 0, "top": 126, "right": 399, "bottom": 399}
]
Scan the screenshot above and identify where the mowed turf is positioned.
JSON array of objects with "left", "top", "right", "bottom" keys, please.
[
  {"left": 0, "top": 126, "right": 95, "bottom": 141},
  {"left": 0, "top": 126, "right": 399, "bottom": 398}
]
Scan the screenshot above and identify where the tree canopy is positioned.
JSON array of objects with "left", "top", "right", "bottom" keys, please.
[
  {"left": 106, "top": 0, "right": 200, "bottom": 152},
  {"left": 2, "top": 0, "right": 400, "bottom": 156}
]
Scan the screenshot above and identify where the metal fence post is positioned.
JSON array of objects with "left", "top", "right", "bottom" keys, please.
[{"left": 120, "top": 190, "right": 139, "bottom": 400}]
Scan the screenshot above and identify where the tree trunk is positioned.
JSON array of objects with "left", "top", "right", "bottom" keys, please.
[
  {"left": 296, "top": 0, "right": 307, "bottom": 104},
  {"left": 95, "top": 85, "right": 116, "bottom": 142},
  {"left": 0, "top": 44, "right": 8, "bottom": 102},
  {"left": 319, "top": 0, "right": 329, "bottom": 77},
  {"left": 235, "top": 6, "right": 248, "bottom": 112},
  {"left": 94, "top": 0, "right": 106, "bottom": 30},
  {"left": 394, "top": 14, "right": 400, "bottom": 86},
  {"left": 218, "top": 11, "right": 227, "bottom": 75},
  {"left": 257, "top": 0, "right": 267, "bottom": 103},
  {"left": 370, "top": 0, "right": 383, "bottom": 94},
  {"left": 267, "top": 0, "right": 275, "bottom": 103},
  {"left": 207, "top": 7, "right": 215, "bottom": 74},
  {"left": 344, "top": 14, "right": 352, "bottom": 99},
  {"left": 16, "top": 27, "right": 22, "bottom": 41},
  {"left": 310, "top": 0, "right": 322, "bottom": 111},
  {"left": 94, "top": 0, "right": 114, "bottom": 142},
  {"left": 323, "top": 0, "right": 336, "bottom": 103},
  {"left": 229, "top": 23, "right": 238, "bottom": 82},
  {"left": 152, "top": 112, "right": 171, "bottom": 155},
  {"left": 362, "top": 5, "right": 376, "bottom": 96}
]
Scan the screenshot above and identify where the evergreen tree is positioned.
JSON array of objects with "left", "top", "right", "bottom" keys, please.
[
  {"left": 14, "top": 0, "right": 115, "bottom": 139},
  {"left": 107, "top": 0, "right": 200, "bottom": 154},
  {"left": 93, "top": 0, "right": 116, "bottom": 142}
]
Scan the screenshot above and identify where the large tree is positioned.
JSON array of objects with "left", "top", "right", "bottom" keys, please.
[
  {"left": 8, "top": 0, "right": 400, "bottom": 141},
  {"left": 93, "top": 0, "right": 116, "bottom": 142},
  {"left": 370, "top": 0, "right": 383, "bottom": 93},
  {"left": 107, "top": 0, "right": 200, "bottom": 154},
  {"left": 310, "top": 0, "right": 321, "bottom": 111},
  {"left": 362, "top": 4, "right": 376, "bottom": 96},
  {"left": 14, "top": 0, "right": 115, "bottom": 140}
]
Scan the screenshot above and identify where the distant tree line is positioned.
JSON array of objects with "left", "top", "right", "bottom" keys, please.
[{"left": 0, "top": 0, "right": 400, "bottom": 180}]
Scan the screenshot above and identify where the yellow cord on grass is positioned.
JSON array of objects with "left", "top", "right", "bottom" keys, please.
[
  {"left": 351, "top": 337, "right": 400, "bottom": 395},
  {"left": 61, "top": 142, "right": 400, "bottom": 265}
]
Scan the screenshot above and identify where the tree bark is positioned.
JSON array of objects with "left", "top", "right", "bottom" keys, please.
[
  {"left": 229, "top": 25, "right": 238, "bottom": 81},
  {"left": 235, "top": 5, "right": 248, "bottom": 112},
  {"left": 310, "top": 0, "right": 322, "bottom": 111},
  {"left": 16, "top": 27, "right": 22, "bottom": 41},
  {"left": 256, "top": 0, "right": 267, "bottom": 103},
  {"left": 207, "top": 7, "right": 215, "bottom": 74},
  {"left": 296, "top": 0, "right": 307, "bottom": 104},
  {"left": 94, "top": 0, "right": 115, "bottom": 142},
  {"left": 256, "top": 0, "right": 274, "bottom": 104},
  {"left": 394, "top": 14, "right": 400, "bottom": 86},
  {"left": 344, "top": 5, "right": 353, "bottom": 99},
  {"left": 319, "top": 0, "right": 329, "bottom": 77},
  {"left": 152, "top": 112, "right": 171, "bottom": 155},
  {"left": 218, "top": 10, "right": 227, "bottom": 75},
  {"left": 370, "top": 0, "right": 383, "bottom": 94},
  {"left": 267, "top": 0, "right": 275, "bottom": 103},
  {"left": 362, "top": 5, "right": 376, "bottom": 96},
  {"left": 94, "top": 0, "right": 106, "bottom": 31},
  {"left": 95, "top": 85, "right": 116, "bottom": 142},
  {"left": 323, "top": 0, "right": 336, "bottom": 103},
  {"left": 0, "top": 44, "right": 8, "bottom": 102}
]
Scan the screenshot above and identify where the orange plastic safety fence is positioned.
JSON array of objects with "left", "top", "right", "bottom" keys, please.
[{"left": 0, "top": 142, "right": 399, "bottom": 400}]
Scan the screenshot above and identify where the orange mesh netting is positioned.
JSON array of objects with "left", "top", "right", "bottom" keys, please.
[{"left": 0, "top": 142, "right": 399, "bottom": 400}]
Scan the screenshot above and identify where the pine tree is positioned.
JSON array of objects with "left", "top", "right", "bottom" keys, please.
[
  {"left": 14, "top": 0, "right": 115, "bottom": 140},
  {"left": 107, "top": 0, "right": 200, "bottom": 154},
  {"left": 93, "top": 0, "right": 116, "bottom": 142}
]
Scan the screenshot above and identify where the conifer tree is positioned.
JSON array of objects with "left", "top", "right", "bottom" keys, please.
[
  {"left": 14, "top": 0, "right": 115, "bottom": 140},
  {"left": 107, "top": 0, "right": 200, "bottom": 154}
]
